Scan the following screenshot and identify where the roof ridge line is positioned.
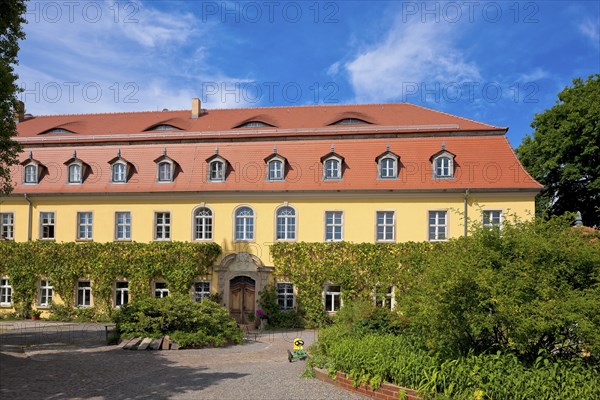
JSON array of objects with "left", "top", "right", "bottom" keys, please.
[{"left": 406, "top": 103, "right": 505, "bottom": 130}]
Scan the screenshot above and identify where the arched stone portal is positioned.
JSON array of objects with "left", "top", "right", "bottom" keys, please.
[{"left": 214, "top": 253, "right": 273, "bottom": 324}]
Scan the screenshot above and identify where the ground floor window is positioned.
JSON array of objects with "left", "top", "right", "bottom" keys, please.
[
  {"left": 374, "top": 285, "right": 394, "bottom": 310},
  {"left": 0, "top": 278, "right": 12, "bottom": 306},
  {"left": 154, "top": 282, "right": 169, "bottom": 298},
  {"left": 193, "top": 281, "right": 210, "bottom": 302},
  {"left": 277, "top": 283, "right": 294, "bottom": 310},
  {"left": 77, "top": 281, "right": 92, "bottom": 307},
  {"left": 115, "top": 282, "right": 129, "bottom": 307},
  {"left": 39, "top": 279, "right": 53, "bottom": 307},
  {"left": 324, "top": 285, "right": 341, "bottom": 312}
]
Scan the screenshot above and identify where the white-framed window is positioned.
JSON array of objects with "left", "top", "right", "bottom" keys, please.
[
  {"left": 115, "top": 212, "right": 131, "bottom": 241},
  {"left": 277, "top": 282, "right": 294, "bottom": 310},
  {"left": 324, "top": 284, "right": 341, "bottom": 312},
  {"left": 40, "top": 212, "right": 55, "bottom": 240},
  {"left": 68, "top": 163, "right": 82, "bottom": 183},
  {"left": 323, "top": 157, "right": 341, "bottom": 180},
  {"left": 77, "top": 212, "right": 93, "bottom": 240},
  {"left": 325, "top": 211, "right": 343, "bottom": 242},
  {"left": 77, "top": 281, "right": 92, "bottom": 307},
  {"left": 374, "top": 285, "right": 393, "bottom": 310},
  {"left": 268, "top": 159, "right": 284, "bottom": 181},
  {"left": 24, "top": 163, "right": 38, "bottom": 184},
  {"left": 193, "top": 281, "right": 211, "bottom": 302},
  {"left": 483, "top": 210, "right": 503, "bottom": 229},
  {"left": 157, "top": 161, "right": 173, "bottom": 182},
  {"left": 434, "top": 156, "right": 453, "bottom": 178},
  {"left": 276, "top": 206, "right": 296, "bottom": 241},
  {"left": 428, "top": 211, "right": 448, "bottom": 241},
  {"left": 0, "top": 278, "right": 12, "bottom": 306},
  {"left": 1, "top": 212, "right": 14, "bottom": 240},
  {"left": 115, "top": 281, "right": 129, "bottom": 307},
  {"left": 235, "top": 206, "right": 254, "bottom": 241},
  {"left": 209, "top": 160, "right": 225, "bottom": 182},
  {"left": 194, "top": 207, "right": 213, "bottom": 240},
  {"left": 380, "top": 157, "right": 397, "bottom": 179},
  {"left": 39, "top": 279, "right": 53, "bottom": 307},
  {"left": 112, "top": 162, "right": 127, "bottom": 183},
  {"left": 376, "top": 211, "right": 395, "bottom": 242},
  {"left": 154, "top": 212, "right": 171, "bottom": 241},
  {"left": 154, "top": 282, "right": 169, "bottom": 298}
]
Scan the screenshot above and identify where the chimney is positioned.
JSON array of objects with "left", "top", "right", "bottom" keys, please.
[
  {"left": 16, "top": 100, "right": 25, "bottom": 123},
  {"left": 192, "top": 98, "right": 201, "bottom": 119}
]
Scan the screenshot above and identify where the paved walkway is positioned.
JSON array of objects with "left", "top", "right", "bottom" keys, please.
[{"left": 0, "top": 321, "right": 365, "bottom": 400}]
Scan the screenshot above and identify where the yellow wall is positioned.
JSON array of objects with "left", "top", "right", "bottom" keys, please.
[{"left": 1, "top": 193, "right": 536, "bottom": 266}]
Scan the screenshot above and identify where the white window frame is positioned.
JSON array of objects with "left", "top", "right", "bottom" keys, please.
[
  {"left": 115, "top": 281, "right": 129, "bottom": 307},
  {"left": 379, "top": 157, "right": 397, "bottom": 179},
  {"left": 483, "top": 210, "right": 503, "bottom": 229},
  {"left": 39, "top": 279, "right": 53, "bottom": 307},
  {"left": 1, "top": 212, "right": 14, "bottom": 240},
  {"left": 208, "top": 159, "right": 225, "bottom": 182},
  {"left": 234, "top": 206, "right": 255, "bottom": 241},
  {"left": 267, "top": 158, "right": 284, "bottom": 181},
  {"left": 24, "top": 163, "right": 38, "bottom": 184},
  {"left": 374, "top": 285, "right": 394, "bottom": 310},
  {"left": 325, "top": 211, "right": 343, "bottom": 242},
  {"left": 115, "top": 212, "right": 131, "bottom": 241},
  {"left": 277, "top": 282, "right": 294, "bottom": 310},
  {"left": 68, "top": 162, "right": 82, "bottom": 184},
  {"left": 193, "top": 207, "right": 213, "bottom": 241},
  {"left": 323, "top": 156, "right": 342, "bottom": 180},
  {"left": 376, "top": 211, "right": 395, "bottom": 242},
  {"left": 428, "top": 210, "right": 448, "bottom": 241},
  {"left": 39, "top": 211, "right": 55, "bottom": 240},
  {"left": 77, "top": 212, "right": 93, "bottom": 241},
  {"left": 276, "top": 206, "right": 296, "bottom": 241},
  {"left": 154, "top": 212, "right": 171, "bottom": 241},
  {"left": 193, "top": 281, "right": 211, "bottom": 302},
  {"left": 0, "top": 278, "right": 12, "bottom": 307},
  {"left": 112, "top": 161, "right": 127, "bottom": 183},
  {"left": 77, "top": 281, "right": 92, "bottom": 307},
  {"left": 157, "top": 160, "right": 173, "bottom": 182},
  {"left": 433, "top": 155, "right": 454, "bottom": 179},
  {"left": 324, "top": 284, "right": 341, "bottom": 313},
  {"left": 154, "top": 282, "right": 169, "bottom": 298}
]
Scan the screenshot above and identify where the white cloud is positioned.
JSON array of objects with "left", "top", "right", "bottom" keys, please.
[
  {"left": 342, "top": 18, "right": 481, "bottom": 103},
  {"left": 518, "top": 68, "right": 550, "bottom": 82},
  {"left": 579, "top": 18, "right": 600, "bottom": 44}
]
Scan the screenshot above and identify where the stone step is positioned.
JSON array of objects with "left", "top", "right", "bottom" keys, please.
[{"left": 137, "top": 337, "right": 153, "bottom": 350}]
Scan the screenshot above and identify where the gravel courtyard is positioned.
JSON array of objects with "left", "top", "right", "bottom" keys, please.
[{"left": 0, "top": 321, "right": 365, "bottom": 400}]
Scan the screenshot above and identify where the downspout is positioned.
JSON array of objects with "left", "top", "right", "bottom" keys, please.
[
  {"left": 463, "top": 189, "right": 470, "bottom": 237},
  {"left": 24, "top": 194, "right": 32, "bottom": 241}
]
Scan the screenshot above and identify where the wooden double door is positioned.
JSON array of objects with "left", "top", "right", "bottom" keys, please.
[{"left": 229, "top": 276, "right": 256, "bottom": 324}]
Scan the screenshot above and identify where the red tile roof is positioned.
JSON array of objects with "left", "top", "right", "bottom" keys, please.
[{"left": 8, "top": 103, "right": 541, "bottom": 194}]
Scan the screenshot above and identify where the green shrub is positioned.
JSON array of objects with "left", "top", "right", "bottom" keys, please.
[
  {"left": 113, "top": 294, "right": 243, "bottom": 347},
  {"left": 257, "top": 285, "right": 305, "bottom": 329}
]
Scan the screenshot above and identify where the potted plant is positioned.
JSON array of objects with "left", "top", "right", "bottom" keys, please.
[
  {"left": 256, "top": 309, "right": 268, "bottom": 330},
  {"left": 31, "top": 309, "right": 42, "bottom": 321}
]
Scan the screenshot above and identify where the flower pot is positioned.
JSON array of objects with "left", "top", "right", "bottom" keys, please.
[{"left": 31, "top": 314, "right": 40, "bottom": 321}]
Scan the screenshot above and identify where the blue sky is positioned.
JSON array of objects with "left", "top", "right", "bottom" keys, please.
[{"left": 17, "top": 0, "right": 600, "bottom": 147}]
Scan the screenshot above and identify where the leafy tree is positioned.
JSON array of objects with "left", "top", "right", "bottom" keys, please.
[
  {"left": 517, "top": 75, "right": 600, "bottom": 227},
  {"left": 0, "top": 0, "right": 26, "bottom": 194}
]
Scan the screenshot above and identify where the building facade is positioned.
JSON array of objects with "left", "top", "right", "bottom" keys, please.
[{"left": 0, "top": 101, "right": 541, "bottom": 321}]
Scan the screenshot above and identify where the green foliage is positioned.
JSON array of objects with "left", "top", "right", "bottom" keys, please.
[
  {"left": 517, "top": 74, "right": 600, "bottom": 226},
  {"left": 257, "top": 285, "right": 305, "bottom": 328},
  {"left": 113, "top": 294, "right": 243, "bottom": 347},
  {"left": 0, "top": 241, "right": 221, "bottom": 316},
  {"left": 0, "top": 0, "right": 26, "bottom": 194}
]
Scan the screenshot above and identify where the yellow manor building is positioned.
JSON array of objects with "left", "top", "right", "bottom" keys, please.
[{"left": 0, "top": 100, "right": 541, "bottom": 321}]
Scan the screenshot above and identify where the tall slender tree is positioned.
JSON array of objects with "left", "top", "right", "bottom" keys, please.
[
  {"left": 517, "top": 75, "right": 600, "bottom": 227},
  {"left": 0, "top": 0, "right": 27, "bottom": 195}
]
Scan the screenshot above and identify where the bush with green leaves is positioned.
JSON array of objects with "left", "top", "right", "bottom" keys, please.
[
  {"left": 112, "top": 294, "right": 243, "bottom": 348},
  {"left": 257, "top": 285, "right": 305, "bottom": 328}
]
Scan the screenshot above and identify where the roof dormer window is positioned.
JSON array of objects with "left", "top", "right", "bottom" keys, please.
[
  {"left": 154, "top": 149, "right": 178, "bottom": 183},
  {"left": 64, "top": 151, "right": 89, "bottom": 184},
  {"left": 146, "top": 124, "right": 181, "bottom": 131},
  {"left": 108, "top": 149, "right": 134, "bottom": 184},
  {"left": 235, "top": 121, "right": 274, "bottom": 128},
  {"left": 376, "top": 146, "right": 399, "bottom": 179},
  {"left": 330, "top": 118, "right": 370, "bottom": 126},
  {"left": 41, "top": 128, "right": 75, "bottom": 134},
  {"left": 264, "top": 147, "right": 287, "bottom": 182},
  {"left": 68, "top": 163, "right": 82, "bottom": 183},
  {"left": 430, "top": 145, "right": 456, "bottom": 179},
  {"left": 24, "top": 163, "right": 38, "bottom": 184},
  {"left": 321, "top": 145, "right": 344, "bottom": 181},
  {"left": 21, "top": 152, "right": 45, "bottom": 184}
]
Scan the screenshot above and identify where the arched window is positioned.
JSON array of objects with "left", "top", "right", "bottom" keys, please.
[
  {"left": 112, "top": 162, "right": 126, "bottom": 183},
  {"left": 268, "top": 159, "right": 283, "bottom": 181},
  {"left": 209, "top": 160, "right": 225, "bottom": 182},
  {"left": 146, "top": 124, "right": 180, "bottom": 131},
  {"left": 157, "top": 161, "right": 172, "bottom": 182},
  {"left": 68, "top": 163, "right": 82, "bottom": 183},
  {"left": 324, "top": 158, "right": 341, "bottom": 180},
  {"left": 236, "top": 121, "right": 274, "bottom": 128},
  {"left": 235, "top": 206, "right": 254, "bottom": 241},
  {"left": 194, "top": 207, "right": 213, "bottom": 240},
  {"left": 435, "top": 156, "right": 452, "bottom": 178},
  {"left": 330, "top": 118, "right": 370, "bottom": 126},
  {"left": 380, "top": 157, "right": 396, "bottom": 179},
  {"left": 276, "top": 206, "right": 296, "bottom": 240},
  {"left": 24, "top": 164, "right": 38, "bottom": 184}
]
